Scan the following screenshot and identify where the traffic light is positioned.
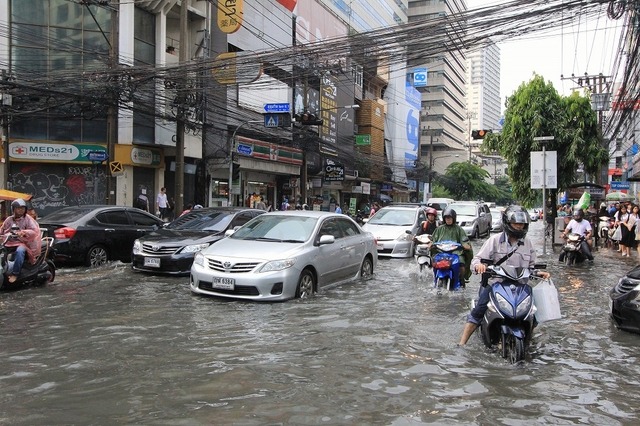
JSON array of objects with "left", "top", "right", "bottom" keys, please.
[
  {"left": 296, "top": 112, "right": 323, "bottom": 125},
  {"left": 471, "top": 129, "right": 492, "bottom": 140},
  {"left": 232, "top": 162, "right": 240, "bottom": 180}
]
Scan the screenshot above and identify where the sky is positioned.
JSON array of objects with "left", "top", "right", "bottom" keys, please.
[{"left": 466, "top": 0, "right": 624, "bottom": 106}]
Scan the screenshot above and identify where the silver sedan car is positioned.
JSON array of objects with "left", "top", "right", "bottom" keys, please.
[{"left": 190, "top": 211, "right": 377, "bottom": 301}]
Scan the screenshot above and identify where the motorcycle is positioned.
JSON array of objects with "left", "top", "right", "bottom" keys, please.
[
  {"left": 430, "top": 240, "right": 463, "bottom": 291},
  {"left": 0, "top": 225, "right": 56, "bottom": 290},
  {"left": 474, "top": 263, "right": 546, "bottom": 363},
  {"left": 412, "top": 233, "right": 432, "bottom": 272},
  {"left": 561, "top": 233, "right": 587, "bottom": 265},
  {"left": 599, "top": 216, "right": 617, "bottom": 249}
]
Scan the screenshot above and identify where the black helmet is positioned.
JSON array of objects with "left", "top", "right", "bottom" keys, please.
[
  {"left": 573, "top": 208, "right": 585, "bottom": 221},
  {"left": 11, "top": 198, "right": 27, "bottom": 211},
  {"left": 502, "top": 205, "right": 530, "bottom": 239},
  {"left": 442, "top": 207, "right": 457, "bottom": 224}
]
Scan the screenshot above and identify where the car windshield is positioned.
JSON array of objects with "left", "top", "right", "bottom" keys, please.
[
  {"left": 452, "top": 205, "right": 477, "bottom": 216},
  {"left": 490, "top": 209, "right": 502, "bottom": 218},
  {"left": 166, "top": 210, "right": 232, "bottom": 232},
  {"left": 230, "top": 215, "right": 317, "bottom": 243},
  {"left": 368, "top": 209, "right": 415, "bottom": 226}
]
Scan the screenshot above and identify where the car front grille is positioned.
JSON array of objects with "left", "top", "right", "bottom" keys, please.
[
  {"left": 141, "top": 243, "right": 181, "bottom": 255},
  {"left": 206, "top": 258, "right": 260, "bottom": 273},
  {"left": 198, "top": 281, "right": 259, "bottom": 296}
]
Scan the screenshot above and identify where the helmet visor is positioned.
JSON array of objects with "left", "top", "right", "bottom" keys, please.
[{"left": 508, "top": 211, "right": 529, "bottom": 224}]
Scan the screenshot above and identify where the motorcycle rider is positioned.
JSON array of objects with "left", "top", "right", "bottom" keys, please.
[
  {"left": 459, "top": 205, "right": 551, "bottom": 345},
  {"left": 0, "top": 198, "right": 41, "bottom": 283},
  {"left": 430, "top": 207, "right": 472, "bottom": 286},
  {"left": 417, "top": 207, "right": 439, "bottom": 236},
  {"left": 559, "top": 208, "right": 594, "bottom": 263}
]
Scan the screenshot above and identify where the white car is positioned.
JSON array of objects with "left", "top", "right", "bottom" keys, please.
[
  {"left": 362, "top": 205, "right": 427, "bottom": 258},
  {"left": 190, "top": 211, "right": 377, "bottom": 301}
]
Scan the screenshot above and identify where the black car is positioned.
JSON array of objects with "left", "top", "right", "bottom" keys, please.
[
  {"left": 131, "top": 207, "right": 265, "bottom": 275},
  {"left": 39, "top": 205, "right": 165, "bottom": 267},
  {"left": 610, "top": 265, "right": 640, "bottom": 334}
]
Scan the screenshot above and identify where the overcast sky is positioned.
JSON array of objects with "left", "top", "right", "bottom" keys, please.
[{"left": 466, "top": 0, "right": 624, "bottom": 109}]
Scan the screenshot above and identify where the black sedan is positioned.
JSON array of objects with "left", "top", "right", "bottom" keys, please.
[
  {"left": 39, "top": 205, "right": 165, "bottom": 267},
  {"left": 610, "top": 265, "right": 640, "bottom": 334},
  {"left": 131, "top": 207, "right": 265, "bottom": 275}
]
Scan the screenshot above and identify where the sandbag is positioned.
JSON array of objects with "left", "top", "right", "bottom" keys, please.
[{"left": 533, "top": 279, "right": 562, "bottom": 323}]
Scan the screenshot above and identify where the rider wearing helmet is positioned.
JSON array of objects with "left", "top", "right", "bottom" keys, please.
[
  {"left": 417, "top": 207, "right": 439, "bottom": 236},
  {"left": 430, "top": 207, "right": 473, "bottom": 286},
  {"left": 459, "top": 205, "right": 551, "bottom": 345},
  {"left": 1, "top": 198, "right": 41, "bottom": 283},
  {"left": 560, "top": 208, "right": 594, "bottom": 262}
]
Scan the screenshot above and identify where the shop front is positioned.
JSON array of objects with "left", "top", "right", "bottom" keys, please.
[{"left": 6, "top": 139, "right": 109, "bottom": 217}]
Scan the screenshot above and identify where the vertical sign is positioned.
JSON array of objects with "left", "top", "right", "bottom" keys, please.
[
  {"left": 413, "top": 68, "right": 428, "bottom": 87},
  {"left": 530, "top": 151, "right": 558, "bottom": 189}
]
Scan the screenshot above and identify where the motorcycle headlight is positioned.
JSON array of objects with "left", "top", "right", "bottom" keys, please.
[
  {"left": 181, "top": 243, "right": 210, "bottom": 254},
  {"left": 132, "top": 239, "right": 141, "bottom": 254},
  {"left": 516, "top": 295, "right": 532, "bottom": 317},
  {"left": 258, "top": 258, "right": 296, "bottom": 273},
  {"left": 496, "top": 293, "right": 512, "bottom": 315},
  {"left": 193, "top": 252, "right": 205, "bottom": 267}
]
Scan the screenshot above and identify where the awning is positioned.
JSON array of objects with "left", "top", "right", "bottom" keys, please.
[{"left": 0, "top": 189, "right": 33, "bottom": 201}]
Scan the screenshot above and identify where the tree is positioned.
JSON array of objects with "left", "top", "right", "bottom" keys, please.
[
  {"left": 439, "top": 161, "right": 501, "bottom": 201},
  {"left": 482, "top": 75, "right": 607, "bottom": 206}
]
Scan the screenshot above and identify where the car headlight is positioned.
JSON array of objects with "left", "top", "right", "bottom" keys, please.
[
  {"left": 496, "top": 293, "right": 512, "bottom": 315},
  {"left": 258, "top": 258, "right": 296, "bottom": 273},
  {"left": 396, "top": 232, "right": 414, "bottom": 242},
  {"left": 132, "top": 239, "right": 141, "bottom": 253},
  {"left": 181, "top": 243, "right": 210, "bottom": 253},
  {"left": 516, "top": 295, "right": 532, "bottom": 317},
  {"left": 193, "top": 252, "right": 205, "bottom": 267}
]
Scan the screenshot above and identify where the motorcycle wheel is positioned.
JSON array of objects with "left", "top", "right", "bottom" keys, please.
[
  {"left": 436, "top": 277, "right": 448, "bottom": 290},
  {"left": 508, "top": 336, "right": 526, "bottom": 363},
  {"left": 46, "top": 260, "right": 56, "bottom": 283},
  {"left": 567, "top": 252, "right": 575, "bottom": 265},
  {"left": 501, "top": 333, "right": 508, "bottom": 359}
]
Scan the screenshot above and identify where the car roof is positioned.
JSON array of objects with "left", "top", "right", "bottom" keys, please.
[
  {"left": 261, "top": 211, "right": 347, "bottom": 218},
  {"left": 39, "top": 205, "right": 159, "bottom": 222}
]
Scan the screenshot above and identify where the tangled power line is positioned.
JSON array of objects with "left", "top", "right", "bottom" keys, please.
[{"left": 0, "top": 0, "right": 638, "bottom": 166}]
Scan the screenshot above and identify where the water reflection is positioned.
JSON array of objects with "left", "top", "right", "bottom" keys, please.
[{"left": 0, "top": 222, "right": 638, "bottom": 424}]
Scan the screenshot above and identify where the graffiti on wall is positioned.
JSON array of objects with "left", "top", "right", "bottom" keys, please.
[{"left": 10, "top": 163, "right": 107, "bottom": 216}]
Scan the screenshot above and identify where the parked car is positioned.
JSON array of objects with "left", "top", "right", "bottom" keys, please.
[
  {"left": 39, "top": 205, "right": 164, "bottom": 267},
  {"left": 448, "top": 201, "right": 492, "bottom": 238},
  {"left": 610, "top": 265, "right": 640, "bottom": 334},
  {"left": 490, "top": 207, "right": 505, "bottom": 232},
  {"left": 131, "top": 207, "right": 265, "bottom": 275},
  {"left": 529, "top": 209, "right": 539, "bottom": 222},
  {"left": 362, "top": 204, "right": 427, "bottom": 258},
  {"left": 190, "top": 211, "right": 377, "bottom": 301}
]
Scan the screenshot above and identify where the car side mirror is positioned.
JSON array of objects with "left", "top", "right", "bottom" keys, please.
[{"left": 318, "top": 235, "right": 335, "bottom": 245}]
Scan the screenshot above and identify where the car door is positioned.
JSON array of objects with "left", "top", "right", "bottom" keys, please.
[
  {"left": 336, "top": 217, "right": 368, "bottom": 277},
  {"left": 315, "top": 218, "right": 347, "bottom": 286},
  {"left": 94, "top": 209, "right": 137, "bottom": 261}
]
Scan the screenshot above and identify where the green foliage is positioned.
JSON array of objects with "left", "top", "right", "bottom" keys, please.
[
  {"left": 482, "top": 75, "right": 606, "bottom": 206},
  {"left": 439, "top": 162, "right": 499, "bottom": 200}
]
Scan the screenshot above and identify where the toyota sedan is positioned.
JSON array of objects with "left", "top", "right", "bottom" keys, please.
[{"left": 190, "top": 211, "right": 377, "bottom": 301}]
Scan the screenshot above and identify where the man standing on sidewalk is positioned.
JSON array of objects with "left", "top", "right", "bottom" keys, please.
[{"left": 156, "top": 187, "right": 169, "bottom": 221}]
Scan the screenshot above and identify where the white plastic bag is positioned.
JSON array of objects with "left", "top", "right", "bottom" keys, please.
[
  {"left": 532, "top": 279, "right": 562, "bottom": 323},
  {"left": 612, "top": 225, "right": 622, "bottom": 241}
]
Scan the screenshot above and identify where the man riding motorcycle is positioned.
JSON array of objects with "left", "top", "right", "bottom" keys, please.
[
  {"left": 430, "top": 207, "right": 473, "bottom": 285},
  {"left": 458, "top": 205, "right": 551, "bottom": 345},
  {"left": 559, "top": 208, "right": 594, "bottom": 263},
  {"left": 0, "top": 198, "right": 42, "bottom": 283}
]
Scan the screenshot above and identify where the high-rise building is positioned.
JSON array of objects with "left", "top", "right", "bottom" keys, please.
[
  {"left": 406, "top": 0, "right": 468, "bottom": 177},
  {"left": 466, "top": 43, "right": 501, "bottom": 148}
]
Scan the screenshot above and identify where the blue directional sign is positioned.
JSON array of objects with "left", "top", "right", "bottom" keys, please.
[
  {"left": 610, "top": 181, "right": 630, "bottom": 190},
  {"left": 263, "top": 103, "right": 290, "bottom": 113},
  {"left": 237, "top": 144, "right": 253, "bottom": 156},
  {"left": 87, "top": 151, "right": 108, "bottom": 162}
]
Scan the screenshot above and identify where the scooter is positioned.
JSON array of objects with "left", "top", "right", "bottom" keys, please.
[
  {"left": 413, "top": 233, "right": 432, "bottom": 272},
  {"left": 0, "top": 226, "right": 56, "bottom": 290},
  {"left": 561, "top": 233, "right": 587, "bottom": 265},
  {"left": 474, "top": 263, "right": 546, "bottom": 363},
  {"left": 430, "top": 240, "right": 463, "bottom": 291},
  {"left": 598, "top": 216, "right": 612, "bottom": 247}
]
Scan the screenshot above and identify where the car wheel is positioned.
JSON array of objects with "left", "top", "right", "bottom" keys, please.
[
  {"left": 472, "top": 227, "right": 480, "bottom": 239},
  {"left": 360, "top": 256, "right": 374, "bottom": 278},
  {"left": 86, "top": 245, "right": 109, "bottom": 267},
  {"left": 295, "top": 269, "right": 316, "bottom": 299}
]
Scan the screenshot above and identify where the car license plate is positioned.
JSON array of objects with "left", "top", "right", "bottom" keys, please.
[
  {"left": 212, "top": 277, "right": 235, "bottom": 290},
  {"left": 144, "top": 257, "right": 160, "bottom": 268}
]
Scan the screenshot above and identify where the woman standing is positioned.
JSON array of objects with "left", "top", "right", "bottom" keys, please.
[{"left": 617, "top": 204, "right": 635, "bottom": 257}]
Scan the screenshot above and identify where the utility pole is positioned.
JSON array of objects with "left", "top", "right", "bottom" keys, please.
[
  {"left": 174, "top": 0, "right": 189, "bottom": 214},
  {"left": 467, "top": 111, "right": 477, "bottom": 163},
  {"left": 106, "top": 0, "right": 119, "bottom": 204}
]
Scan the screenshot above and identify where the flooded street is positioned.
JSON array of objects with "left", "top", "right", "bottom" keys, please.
[{"left": 1, "top": 221, "right": 639, "bottom": 425}]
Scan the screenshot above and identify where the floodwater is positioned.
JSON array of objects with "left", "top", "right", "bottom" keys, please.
[{"left": 1, "top": 221, "right": 639, "bottom": 425}]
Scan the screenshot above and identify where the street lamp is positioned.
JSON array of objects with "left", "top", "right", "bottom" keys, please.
[
  {"left": 228, "top": 120, "right": 262, "bottom": 206},
  {"left": 428, "top": 153, "right": 460, "bottom": 196}
]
